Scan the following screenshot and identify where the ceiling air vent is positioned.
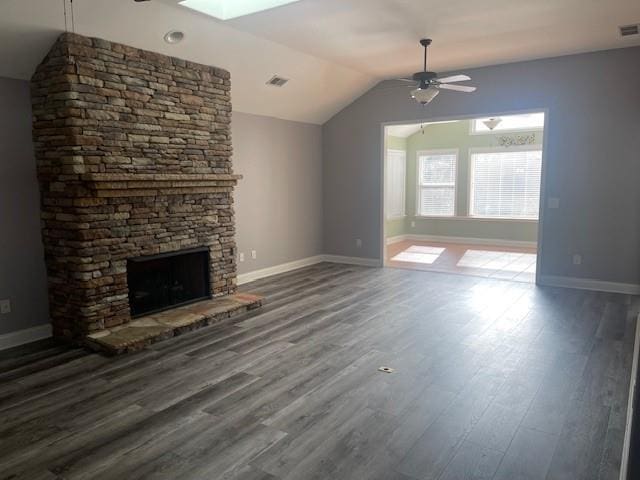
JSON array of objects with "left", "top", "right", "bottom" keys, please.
[
  {"left": 619, "top": 24, "right": 639, "bottom": 37},
  {"left": 266, "top": 75, "right": 289, "bottom": 87}
]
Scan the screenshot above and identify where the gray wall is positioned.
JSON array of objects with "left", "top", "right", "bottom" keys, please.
[
  {"left": 233, "top": 111, "right": 323, "bottom": 275},
  {"left": 0, "top": 90, "right": 324, "bottom": 336},
  {"left": 0, "top": 77, "right": 49, "bottom": 335},
  {"left": 323, "top": 47, "right": 640, "bottom": 284}
]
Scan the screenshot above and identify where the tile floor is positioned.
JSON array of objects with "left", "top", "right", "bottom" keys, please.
[{"left": 386, "top": 240, "right": 537, "bottom": 283}]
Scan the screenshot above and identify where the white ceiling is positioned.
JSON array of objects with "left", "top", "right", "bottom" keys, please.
[
  {"left": 0, "top": 0, "right": 373, "bottom": 124},
  {"left": 1, "top": 0, "right": 639, "bottom": 124},
  {"left": 386, "top": 124, "right": 424, "bottom": 138},
  {"left": 229, "top": 0, "right": 640, "bottom": 77}
]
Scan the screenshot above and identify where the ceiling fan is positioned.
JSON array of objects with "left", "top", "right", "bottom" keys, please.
[{"left": 400, "top": 39, "right": 477, "bottom": 105}]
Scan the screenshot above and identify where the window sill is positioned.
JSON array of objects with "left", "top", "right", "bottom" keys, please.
[{"left": 414, "top": 215, "right": 538, "bottom": 223}]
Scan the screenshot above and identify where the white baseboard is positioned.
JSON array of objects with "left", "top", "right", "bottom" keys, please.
[
  {"left": 620, "top": 313, "right": 640, "bottom": 480},
  {"left": 237, "top": 254, "right": 383, "bottom": 285},
  {"left": 538, "top": 275, "right": 640, "bottom": 295},
  {"left": 386, "top": 234, "right": 536, "bottom": 249},
  {"left": 321, "top": 255, "right": 382, "bottom": 267},
  {"left": 0, "top": 324, "right": 52, "bottom": 351},
  {"left": 386, "top": 235, "right": 408, "bottom": 245},
  {"left": 237, "top": 255, "right": 324, "bottom": 285}
]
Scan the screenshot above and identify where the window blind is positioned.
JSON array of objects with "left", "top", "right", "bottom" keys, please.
[
  {"left": 385, "top": 149, "right": 406, "bottom": 218},
  {"left": 418, "top": 152, "right": 457, "bottom": 216},
  {"left": 470, "top": 149, "right": 542, "bottom": 219}
]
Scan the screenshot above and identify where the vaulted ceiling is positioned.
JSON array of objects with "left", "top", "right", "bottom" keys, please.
[
  {"left": 1, "top": 0, "right": 639, "bottom": 124},
  {"left": 0, "top": 0, "right": 373, "bottom": 124},
  {"left": 229, "top": 0, "right": 640, "bottom": 77}
]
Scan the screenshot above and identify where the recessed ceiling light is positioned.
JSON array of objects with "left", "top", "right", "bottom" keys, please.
[
  {"left": 164, "top": 30, "right": 185, "bottom": 44},
  {"left": 179, "top": 0, "right": 302, "bottom": 20}
]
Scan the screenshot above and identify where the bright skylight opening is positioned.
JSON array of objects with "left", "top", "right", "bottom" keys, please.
[{"left": 179, "top": 0, "right": 302, "bottom": 20}]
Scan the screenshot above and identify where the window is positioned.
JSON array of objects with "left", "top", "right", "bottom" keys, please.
[
  {"left": 470, "top": 148, "right": 542, "bottom": 219},
  {"left": 471, "top": 112, "right": 545, "bottom": 134},
  {"left": 417, "top": 151, "right": 457, "bottom": 216},
  {"left": 385, "top": 149, "right": 406, "bottom": 219}
]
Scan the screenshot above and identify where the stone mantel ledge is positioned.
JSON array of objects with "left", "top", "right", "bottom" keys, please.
[
  {"left": 82, "top": 173, "right": 242, "bottom": 184},
  {"left": 79, "top": 173, "right": 243, "bottom": 195}
]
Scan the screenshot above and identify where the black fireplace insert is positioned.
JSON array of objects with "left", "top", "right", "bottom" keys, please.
[{"left": 127, "top": 247, "right": 211, "bottom": 317}]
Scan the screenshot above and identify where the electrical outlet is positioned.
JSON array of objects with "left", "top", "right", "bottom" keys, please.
[
  {"left": 572, "top": 254, "right": 582, "bottom": 265},
  {"left": 411, "top": 221, "right": 416, "bottom": 228},
  {"left": 548, "top": 198, "right": 560, "bottom": 209},
  {"left": 356, "top": 238, "right": 362, "bottom": 248},
  {"left": 239, "top": 252, "right": 245, "bottom": 262},
  {"left": 251, "top": 250, "right": 257, "bottom": 259},
  {"left": 0, "top": 299, "right": 11, "bottom": 314}
]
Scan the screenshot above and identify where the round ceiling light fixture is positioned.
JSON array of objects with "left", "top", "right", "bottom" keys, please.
[{"left": 164, "top": 30, "right": 185, "bottom": 44}]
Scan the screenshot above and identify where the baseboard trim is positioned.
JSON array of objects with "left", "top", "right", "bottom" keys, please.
[
  {"left": 386, "top": 235, "right": 408, "bottom": 245},
  {"left": 321, "top": 255, "right": 382, "bottom": 267},
  {"left": 386, "top": 234, "right": 537, "bottom": 249},
  {"left": 620, "top": 314, "right": 640, "bottom": 480},
  {"left": 237, "top": 255, "right": 324, "bottom": 285},
  {"left": 0, "top": 324, "right": 52, "bottom": 351},
  {"left": 538, "top": 275, "right": 640, "bottom": 295}
]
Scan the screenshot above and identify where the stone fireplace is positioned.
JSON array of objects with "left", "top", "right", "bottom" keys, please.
[{"left": 31, "top": 33, "right": 259, "bottom": 349}]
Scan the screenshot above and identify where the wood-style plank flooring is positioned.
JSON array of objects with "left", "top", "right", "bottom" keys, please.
[{"left": 0, "top": 263, "right": 637, "bottom": 480}]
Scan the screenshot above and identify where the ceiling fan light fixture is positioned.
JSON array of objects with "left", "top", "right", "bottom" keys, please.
[
  {"left": 483, "top": 117, "right": 502, "bottom": 130},
  {"left": 402, "top": 39, "right": 476, "bottom": 106},
  {"left": 411, "top": 87, "right": 439, "bottom": 105}
]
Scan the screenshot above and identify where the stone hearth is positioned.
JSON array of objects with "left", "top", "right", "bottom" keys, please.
[
  {"left": 31, "top": 33, "right": 257, "bottom": 349},
  {"left": 87, "top": 293, "right": 264, "bottom": 355}
]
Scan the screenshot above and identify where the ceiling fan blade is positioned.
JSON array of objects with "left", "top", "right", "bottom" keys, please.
[
  {"left": 435, "top": 74, "right": 471, "bottom": 83},
  {"left": 438, "top": 83, "right": 477, "bottom": 93},
  {"left": 394, "top": 78, "right": 416, "bottom": 83}
]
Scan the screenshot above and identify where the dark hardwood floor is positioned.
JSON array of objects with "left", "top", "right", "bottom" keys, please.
[{"left": 0, "top": 263, "right": 638, "bottom": 480}]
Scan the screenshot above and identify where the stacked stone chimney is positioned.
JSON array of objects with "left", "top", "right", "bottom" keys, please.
[{"left": 31, "top": 33, "right": 239, "bottom": 342}]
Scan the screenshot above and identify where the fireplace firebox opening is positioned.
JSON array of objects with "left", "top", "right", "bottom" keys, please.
[{"left": 127, "top": 247, "right": 211, "bottom": 318}]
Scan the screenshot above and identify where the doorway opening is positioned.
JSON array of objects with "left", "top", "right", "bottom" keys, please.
[{"left": 382, "top": 111, "right": 546, "bottom": 283}]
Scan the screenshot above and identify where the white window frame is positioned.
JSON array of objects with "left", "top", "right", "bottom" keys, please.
[
  {"left": 469, "top": 113, "right": 545, "bottom": 135},
  {"left": 416, "top": 149, "right": 458, "bottom": 218},
  {"left": 468, "top": 145, "right": 542, "bottom": 221},
  {"left": 385, "top": 149, "right": 406, "bottom": 219}
]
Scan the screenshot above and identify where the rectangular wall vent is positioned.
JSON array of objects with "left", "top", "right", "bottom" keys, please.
[
  {"left": 266, "top": 76, "right": 289, "bottom": 87},
  {"left": 619, "top": 24, "right": 640, "bottom": 37}
]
